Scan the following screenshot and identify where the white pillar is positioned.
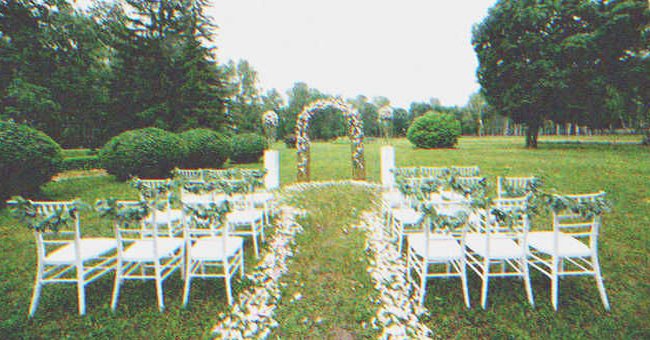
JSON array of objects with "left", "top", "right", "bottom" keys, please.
[
  {"left": 380, "top": 145, "right": 395, "bottom": 190},
  {"left": 264, "top": 150, "right": 280, "bottom": 190}
]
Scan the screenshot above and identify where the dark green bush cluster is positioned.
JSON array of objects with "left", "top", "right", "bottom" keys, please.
[
  {"left": 99, "top": 128, "right": 187, "bottom": 180},
  {"left": 179, "top": 129, "right": 230, "bottom": 168},
  {"left": 0, "top": 120, "right": 63, "bottom": 204},
  {"left": 230, "top": 133, "right": 268, "bottom": 163},
  {"left": 60, "top": 156, "right": 101, "bottom": 171},
  {"left": 284, "top": 134, "right": 297, "bottom": 149},
  {"left": 407, "top": 112, "right": 461, "bottom": 148}
]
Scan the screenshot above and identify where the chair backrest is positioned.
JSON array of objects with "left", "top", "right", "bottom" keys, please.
[
  {"left": 392, "top": 167, "right": 421, "bottom": 179},
  {"left": 553, "top": 191, "right": 606, "bottom": 249},
  {"left": 490, "top": 195, "right": 530, "bottom": 235},
  {"left": 174, "top": 169, "right": 205, "bottom": 182},
  {"left": 453, "top": 176, "right": 486, "bottom": 192},
  {"left": 419, "top": 167, "right": 450, "bottom": 178},
  {"left": 421, "top": 199, "right": 469, "bottom": 258},
  {"left": 497, "top": 176, "right": 538, "bottom": 199},
  {"left": 29, "top": 200, "right": 81, "bottom": 261},
  {"left": 451, "top": 166, "right": 480, "bottom": 177},
  {"left": 180, "top": 180, "right": 215, "bottom": 205},
  {"left": 113, "top": 200, "right": 168, "bottom": 258},
  {"left": 135, "top": 179, "right": 173, "bottom": 201},
  {"left": 183, "top": 202, "right": 228, "bottom": 238}
]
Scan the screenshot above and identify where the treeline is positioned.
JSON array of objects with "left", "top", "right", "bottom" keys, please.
[
  {"left": 2, "top": 1, "right": 647, "bottom": 149},
  {"left": 1, "top": 0, "right": 225, "bottom": 148}
]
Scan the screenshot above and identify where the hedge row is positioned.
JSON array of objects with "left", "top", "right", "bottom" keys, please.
[
  {"left": 100, "top": 128, "right": 267, "bottom": 181},
  {"left": 59, "top": 156, "right": 101, "bottom": 171}
]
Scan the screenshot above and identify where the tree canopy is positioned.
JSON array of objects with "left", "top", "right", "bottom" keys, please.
[{"left": 473, "top": 0, "right": 649, "bottom": 147}]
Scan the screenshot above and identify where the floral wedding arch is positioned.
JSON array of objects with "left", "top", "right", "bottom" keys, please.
[{"left": 296, "top": 98, "right": 365, "bottom": 181}]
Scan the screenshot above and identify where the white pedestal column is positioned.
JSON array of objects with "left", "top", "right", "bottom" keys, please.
[
  {"left": 380, "top": 146, "right": 395, "bottom": 190},
  {"left": 264, "top": 150, "right": 280, "bottom": 190}
]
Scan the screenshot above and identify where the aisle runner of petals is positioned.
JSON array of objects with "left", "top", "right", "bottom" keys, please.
[
  {"left": 212, "top": 205, "right": 304, "bottom": 338},
  {"left": 358, "top": 210, "right": 433, "bottom": 339},
  {"left": 212, "top": 181, "right": 428, "bottom": 339}
]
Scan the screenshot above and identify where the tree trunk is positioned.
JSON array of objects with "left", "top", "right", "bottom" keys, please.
[{"left": 525, "top": 123, "right": 540, "bottom": 148}]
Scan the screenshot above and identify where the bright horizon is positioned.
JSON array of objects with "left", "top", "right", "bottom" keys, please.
[{"left": 209, "top": 0, "right": 497, "bottom": 108}]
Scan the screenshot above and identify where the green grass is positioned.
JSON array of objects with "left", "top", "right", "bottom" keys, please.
[{"left": 1, "top": 136, "right": 648, "bottom": 338}]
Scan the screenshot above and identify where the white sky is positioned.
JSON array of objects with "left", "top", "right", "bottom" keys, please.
[{"left": 208, "top": 0, "right": 497, "bottom": 108}]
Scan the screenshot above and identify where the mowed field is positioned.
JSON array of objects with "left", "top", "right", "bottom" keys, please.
[{"left": 0, "top": 136, "right": 648, "bottom": 338}]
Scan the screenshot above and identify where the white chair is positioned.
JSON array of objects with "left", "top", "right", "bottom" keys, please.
[
  {"left": 528, "top": 192, "right": 610, "bottom": 310},
  {"left": 247, "top": 191, "right": 276, "bottom": 230},
  {"left": 27, "top": 200, "right": 116, "bottom": 317},
  {"left": 451, "top": 166, "right": 480, "bottom": 177},
  {"left": 407, "top": 206, "right": 470, "bottom": 308},
  {"left": 497, "top": 176, "right": 538, "bottom": 199},
  {"left": 182, "top": 202, "right": 244, "bottom": 306},
  {"left": 225, "top": 194, "right": 264, "bottom": 258},
  {"left": 111, "top": 200, "right": 185, "bottom": 312},
  {"left": 136, "top": 179, "right": 184, "bottom": 237},
  {"left": 465, "top": 197, "right": 535, "bottom": 309}
]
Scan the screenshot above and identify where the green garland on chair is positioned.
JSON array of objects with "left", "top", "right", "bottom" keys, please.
[{"left": 9, "top": 196, "right": 84, "bottom": 232}]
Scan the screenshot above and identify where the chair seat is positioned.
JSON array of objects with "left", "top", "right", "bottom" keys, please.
[
  {"left": 466, "top": 233, "right": 525, "bottom": 259},
  {"left": 226, "top": 209, "right": 263, "bottom": 224},
  {"left": 45, "top": 238, "right": 116, "bottom": 264},
  {"left": 528, "top": 232, "right": 592, "bottom": 257},
  {"left": 181, "top": 194, "right": 214, "bottom": 205},
  {"left": 248, "top": 192, "right": 274, "bottom": 204},
  {"left": 392, "top": 208, "right": 424, "bottom": 225},
  {"left": 382, "top": 192, "right": 407, "bottom": 208},
  {"left": 408, "top": 233, "right": 464, "bottom": 261},
  {"left": 122, "top": 238, "right": 184, "bottom": 261},
  {"left": 189, "top": 237, "right": 244, "bottom": 261},
  {"left": 435, "top": 204, "right": 469, "bottom": 218},
  {"left": 145, "top": 209, "right": 183, "bottom": 225}
]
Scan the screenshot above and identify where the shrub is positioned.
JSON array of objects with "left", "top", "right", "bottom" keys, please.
[
  {"left": 0, "top": 120, "right": 62, "bottom": 204},
  {"left": 406, "top": 112, "right": 461, "bottom": 148},
  {"left": 284, "top": 134, "right": 297, "bottom": 149},
  {"left": 179, "top": 128, "right": 230, "bottom": 168},
  {"left": 230, "top": 133, "right": 268, "bottom": 163},
  {"left": 60, "top": 156, "right": 101, "bottom": 171},
  {"left": 99, "top": 128, "right": 187, "bottom": 181}
]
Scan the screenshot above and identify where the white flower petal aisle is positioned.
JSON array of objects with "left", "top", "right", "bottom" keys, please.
[
  {"left": 212, "top": 205, "right": 304, "bottom": 339},
  {"left": 359, "top": 210, "right": 433, "bottom": 339}
]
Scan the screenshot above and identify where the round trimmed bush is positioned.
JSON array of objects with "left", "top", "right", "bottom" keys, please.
[
  {"left": 179, "top": 128, "right": 230, "bottom": 168},
  {"left": 406, "top": 112, "right": 461, "bottom": 148},
  {"left": 99, "top": 127, "right": 187, "bottom": 181},
  {"left": 0, "top": 120, "right": 63, "bottom": 204},
  {"left": 230, "top": 133, "right": 268, "bottom": 163}
]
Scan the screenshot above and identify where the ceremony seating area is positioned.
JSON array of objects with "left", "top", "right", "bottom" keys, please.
[
  {"left": 383, "top": 166, "right": 611, "bottom": 310},
  {"left": 18, "top": 168, "right": 277, "bottom": 316}
]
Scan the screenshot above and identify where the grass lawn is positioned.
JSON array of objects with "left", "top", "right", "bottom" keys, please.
[{"left": 0, "top": 136, "right": 648, "bottom": 338}]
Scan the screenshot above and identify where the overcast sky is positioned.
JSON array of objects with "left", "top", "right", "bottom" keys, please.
[{"left": 208, "top": 0, "right": 497, "bottom": 108}]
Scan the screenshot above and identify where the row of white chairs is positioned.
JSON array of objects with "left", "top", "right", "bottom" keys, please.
[
  {"left": 382, "top": 186, "right": 610, "bottom": 310},
  {"left": 25, "top": 191, "right": 276, "bottom": 317},
  {"left": 392, "top": 166, "right": 480, "bottom": 179}
]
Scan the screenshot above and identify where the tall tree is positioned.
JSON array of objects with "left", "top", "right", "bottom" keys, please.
[
  {"left": 473, "top": 0, "right": 648, "bottom": 147},
  {"left": 107, "top": 0, "right": 226, "bottom": 134},
  {"left": 223, "top": 59, "right": 263, "bottom": 133}
]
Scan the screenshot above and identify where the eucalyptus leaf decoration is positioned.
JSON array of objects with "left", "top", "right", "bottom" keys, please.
[
  {"left": 490, "top": 206, "right": 527, "bottom": 232},
  {"left": 10, "top": 196, "right": 82, "bottom": 232},
  {"left": 503, "top": 177, "right": 543, "bottom": 197},
  {"left": 183, "top": 201, "right": 230, "bottom": 226},
  {"left": 96, "top": 198, "right": 150, "bottom": 227},
  {"left": 420, "top": 201, "right": 469, "bottom": 233},
  {"left": 534, "top": 191, "right": 611, "bottom": 219}
]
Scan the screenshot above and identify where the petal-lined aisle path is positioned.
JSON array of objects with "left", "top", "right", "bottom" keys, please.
[{"left": 212, "top": 181, "right": 432, "bottom": 339}]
